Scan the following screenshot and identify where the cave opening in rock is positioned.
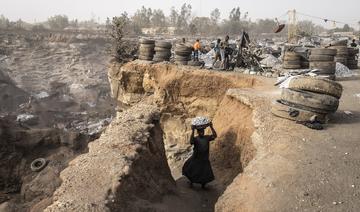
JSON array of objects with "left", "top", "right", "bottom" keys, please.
[
  {"left": 105, "top": 62, "right": 260, "bottom": 211},
  {"left": 158, "top": 95, "right": 256, "bottom": 211}
]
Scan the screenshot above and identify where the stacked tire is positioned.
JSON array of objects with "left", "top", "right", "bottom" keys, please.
[
  {"left": 174, "top": 44, "right": 192, "bottom": 65},
  {"left": 347, "top": 47, "right": 359, "bottom": 70},
  {"left": 283, "top": 52, "right": 301, "bottom": 69},
  {"left": 138, "top": 39, "right": 155, "bottom": 61},
  {"left": 271, "top": 76, "right": 343, "bottom": 125},
  {"left": 153, "top": 41, "right": 172, "bottom": 62},
  {"left": 330, "top": 42, "right": 348, "bottom": 66},
  {"left": 309, "top": 48, "right": 337, "bottom": 80}
]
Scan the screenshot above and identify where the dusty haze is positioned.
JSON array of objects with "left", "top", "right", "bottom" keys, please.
[{"left": 1, "top": 0, "right": 359, "bottom": 27}]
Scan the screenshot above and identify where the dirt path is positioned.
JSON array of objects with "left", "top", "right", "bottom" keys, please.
[{"left": 152, "top": 176, "right": 223, "bottom": 212}]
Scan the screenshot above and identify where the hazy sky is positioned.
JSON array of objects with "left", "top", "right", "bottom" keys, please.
[{"left": 1, "top": 0, "right": 359, "bottom": 28}]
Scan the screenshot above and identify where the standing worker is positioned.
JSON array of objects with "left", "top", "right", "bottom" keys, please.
[
  {"left": 182, "top": 122, "right": 217, "bottom": 189},
  {"left": 182, "top": 37, "right": 186, "bottom": 44},
  {"left": 350, "top": 39, "right": 358, "bottom": 47},
  {"left": 221, "top": 35, "right": 230, "bottom": 70},
  {"left": 212, "top": 39, "right": 222, "bottom": 68},
  {"left": 193, "top": 39, "right": 201, "bottom": 61}
]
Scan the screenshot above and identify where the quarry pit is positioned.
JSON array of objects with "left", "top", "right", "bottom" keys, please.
[{"left": 1, "top": 41, "right": 360, "bottom": 211}]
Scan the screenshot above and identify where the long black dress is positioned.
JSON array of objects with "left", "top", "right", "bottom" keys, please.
[{"left": 182, "top": 135, "right": 216, "bottom": 184}]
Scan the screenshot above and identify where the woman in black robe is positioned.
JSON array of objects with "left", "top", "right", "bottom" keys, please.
[{"left": 182, "top": 122, "right": 217, "bottom": 189}]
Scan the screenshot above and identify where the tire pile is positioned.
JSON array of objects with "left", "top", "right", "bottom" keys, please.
[
  {"left": 309, "top": 48, "right": 337, "bottom": 80},
  {"left": 330, "top": 42, "right": 348, "bottom": 66},
  {"left": 138, "top": 39, "right": 155, "bottom": 61},
  {"left": 272, "top": 76, "right": 343, "bottom": 128},
  {"left": 174, "top": 44, "right": 192, "bottom": 65},
  {"left": 347, "top": 47, "right": 359, "bottom": 70},
  {"left": 153, "top": 41, "right": 172, "bottom": 62},
  {"left": 283, "top": 52, "right": 301, "bottom": 69}
]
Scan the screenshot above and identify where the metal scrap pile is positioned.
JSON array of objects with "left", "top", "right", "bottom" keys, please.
[{"left": 234, "top": 45, "right": 263, "bottom": 69}]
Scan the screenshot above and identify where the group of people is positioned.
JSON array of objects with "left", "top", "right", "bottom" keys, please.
[{"left": 191, "top": 35, "right": 233, "bottom": 70}]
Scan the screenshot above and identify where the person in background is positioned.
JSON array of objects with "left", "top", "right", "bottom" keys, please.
[
  {"left": 220, "top": 35, "right": 230, "bottom": 70},
  {"left": 212, "top": 39, "right": 222, "bottom": 68},
  {"left": 182, "top": 37, "right": 186, "bottom": 44},
  {"left": 193, "top": 39, "right": 201, "bottom": 61},
  {"left": 350, "top": 39, "right": 357, "bottom": 47}
]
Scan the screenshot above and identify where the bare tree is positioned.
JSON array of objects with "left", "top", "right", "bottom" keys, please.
[
  {"left": 191, "top": 17, "right": 212, "bottom": 35},
  {"left": 0, "top": 15, "right": 10, "bottom": 29},
  {"left": 47, "top": 15, "right": 69, "bottom": 30},
  {"left": 151, "top": 9, "right": 166, "bottom": 27},
  {"left": 169, "top": 7, "right": 178, "bottom": 27},
  {"left": 132, "top": 6, "right": 152, "bottom": 28},
  {"left": 229, "top": 7, "right": 241, "bottom": 22},
  {"left": 210, "top": 8, "right": 221, "bottom": 25}
]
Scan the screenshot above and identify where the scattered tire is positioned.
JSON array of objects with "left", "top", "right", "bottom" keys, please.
[
  {"left": 347, "top": 56, "right": 357, "bottom": 60},
  {"left": 155, "top": 52, "right": 171, "bottom": 58},
  {"left": 175, "top": 60, "right": 188, "bottom": 65},
  {"left": 139, "top": 50, "right": 155, "bottom": 56},
  {"left": 138, "top": 55, "right": 153, "bottom": 61},
  {"left": 283, "top": 64, "right": 301, "bottom": 69},
  {"left": 334, "top": 58, "right": 347, "bottom": 65},
  {"left": 175, "top": 44, "right": 192, "bottom": 52},
  {"left": 283, "top": 60, "right": 301, "bottom": 65},
  {"left": 281, "top": 88, "right": 339, "bottom": 113},
  {"left": 347, "top": 60, "right": 358, "bottom": 65},
  {"left": 139, "top": 44, "right": 155, "bottom": 49},
  {"left": 330, "top": 40, "right": 347, "bottom": 46},
  {"left": 300, "top": 61, "right": 310, "bottom": 68},
  {"left": 330, "top": 46, "right": 348, "bottom": 52},
  {"left": 175, "top": 55, "right": 190, "bottom": 60},
  {"left": 310, "top": 48, "right": 337, "bottom": 56},
  {"left": 155, "top": 47, "right": 171, "bottom": 52},
  {"left": 348, "top": 65, "right": 358, "bottom": 70},
  {"left": 348, "top": 48, "right": 359, "bottom": 55},
  {"left": 284, "top": 52, "right": 300, "bottom": 57},
  {"left": 311, "top": 68, "right": 336, "bottom": 75},
  {"left": 175, "top": 50, "right": 192, "bottom": 56},
  {"left": 287, "top": 76, "right": 343, "bottom": 98},
  {"left": 309, "top": 61, "right": 335, "bottom": 70},
  {"left": 271, "top": 100, "right": 327, "bottom": 123},
  {"left": 31, "top": 158, "right": 47, "bottom": 172},
  {"left": 284, "top": 55, "right": 301, "bottom": 61},
  {"left": 309, "top": 55, "right": 334, "bottom": 62},
  {"left": 155, "top": 41, "right": 172, "bottom": 49},
  {"left": 139, "top": 39, "right": 155, "bottom": 44},
  {"left": 153, "top": 57, "right": 169, "bottom": 62}
]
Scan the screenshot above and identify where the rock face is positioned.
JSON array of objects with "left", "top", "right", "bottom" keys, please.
[
  {"left": 47, "top": 61, "right": 262, "bottom": 211},
  {"left": 46, "top": 100, "right": 175, "bottom": 211},
  {"left": 108, "top": 61, "right": 258, "bottom": 179}
]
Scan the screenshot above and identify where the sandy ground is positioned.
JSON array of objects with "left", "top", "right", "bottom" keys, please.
[
  {"left": 216, "top": 71, "right": 360, "bottom": 212},
  {"left": 2, "top": 31, "right": 360, "bottom": 211}
]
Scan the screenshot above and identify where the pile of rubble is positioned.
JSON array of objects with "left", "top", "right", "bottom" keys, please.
[{"left": 135, "top": 37, "right": 358, "bottom": 80}]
